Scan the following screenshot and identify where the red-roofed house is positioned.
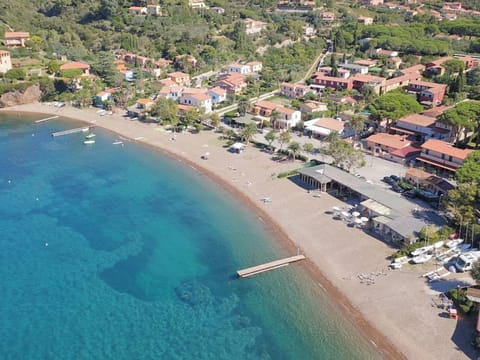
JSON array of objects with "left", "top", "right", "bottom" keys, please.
[
  {"left": 60, "top": 61, "right": 90, "bottom": 75},
  {"left": 4, "top": 32, "right": 30, "bottom": 47},
  {"left": 207, "top": 87, "right": 227, "bottom": 104},
  {"left": 351, "top": 73, "right": 385, "bottom": 94},
  {"left": 94, "top": 88, "right": 115, "bottom": 103},
  {"left": 128, "top": 98, "right": 156, "bottom": 118},
  {"left": 381, "top": 72, "right": 423, "bottom": 93},
  {"left": 280, "top": 82, "right": 309, "bottom": 98},
  {"left": 214, "top": 73, "right": 247, "bottom": 94},
  {"left": 129, "top": 6, "right": 147, "bottom": 15},
  {"left": 180, "top": 91, "right": 212, "bottom": 113},
  {"left": 311, "top": 73, "right": 353, "bottom": 92},
  {"left": 168, "top": 71, "right": 191, "bottom": 86},
  {"left": 407, "top": 80, "right": 447, "bottom": 106},
  {"left": 391, "top": 114, "right": 437, "bottom": 141},
  {"left": 417, "top": 139, "right": 474, "bottom": 173},
  {"left": 252, "top": 101, "right": 301, "bottom": 129},
  {"left": 300, "top": 101, "right": 328, "bottom": 114},
  {"left": 365, "top": 133, "right": 412, "bottom": 159}
]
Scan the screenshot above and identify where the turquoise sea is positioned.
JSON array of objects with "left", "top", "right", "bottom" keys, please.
[{"left": 0, "top": 113, "right": 381, "bottom": 359}]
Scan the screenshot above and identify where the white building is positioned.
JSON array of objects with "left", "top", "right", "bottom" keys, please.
[
  {"left": 274, "top": 107, "right": 301, "bottom": 129},
  {"left": 180, "top": 92, "right": 212, "bottom": 114},
  {"left": 227, "top": 63, "right": 251, "bottom": 75},
  {"left": 0, "top": 50, "right": 12, "bottom": 73},
  {"left": 207, "top": 87, "right": 227, "bottom": 104}
]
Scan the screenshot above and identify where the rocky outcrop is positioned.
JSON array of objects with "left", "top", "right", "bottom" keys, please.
[{"left": 0, "top": 84, "right": 42, "bottom": 107}]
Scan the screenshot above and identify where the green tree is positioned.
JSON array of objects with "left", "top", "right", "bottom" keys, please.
[
  {"left": 278, "top": 131, "right": 291, "bottom": 152},
  {"left": 288, "top": 141, "right": 301, "bottom": 161},
  {"left": 443, "top": 59, "right": 465, "bottom": 75},
  {"left": 368, "top": 91, "right": 423, "bottom": 130},
  {"left": 265, "top": 130, "right": 277, "bottom": 152},
  {"left": 5, "top": 68, "right": 26, "bottom": 81},
  {"left": 150, "top": 98, "right": 179, "bottom": 124},
  {"left": 240, "top": 122, "right": 257, "bottom": 144},
  {"left": 326, "top": 140, "right": 365, "bottom": 172},
  {"left": 447, "top": 184, "right": 478, "bottom": 225},
  {"left": 210, "top": 113, "right": 221, "bottom": 128},
  {"left": 456, "top": 151, "right": 480, "bottom": 185},
  {"left": 349, "top": 116, "right": 365, "bottom": 141},
  {"left": 47, "top": 60, "right": 60, "bottom": 75},
  {"left": 237, "top": 99, "right": 250, "bottom": 116},
  {"left": 471, "top": 260, "right": 480, "bottom": 284},
  {"left": 438, "top": 101, "right": 480, "bottom": 145},
  {"left": 302, "top": 142, "right": 315, "bottom": 154}
]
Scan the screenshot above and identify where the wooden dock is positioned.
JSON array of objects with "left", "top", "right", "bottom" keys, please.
[
  {"left": 51, "top": 126, "right": 93, "bottom": 137},
  {"left": 237, "top": 255, "right": 306, "bottom": 278},
  {"left": 35, "top": 115, "right": 59, "bottom": 123}
]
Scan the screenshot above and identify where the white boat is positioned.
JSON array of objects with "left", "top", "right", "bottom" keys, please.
[
  {"left": 433, "top": 241, "right": 444, "bottom": 249},
  {"left": 446, "top": 238, "right": 464, "bottom": 249},
  {"left": 83, "top": 140, "right": 95, "bottom": 145},
  {"left": 85, "top": 133, "right": 96, "bottom": 139},
  {"left": 411, "top": 245, "right": 434, "bottom": 257},
  {"left": 113, "top": 141, "right": 123, "bottom": 145},
  {"left": 412, "top": 254, "right": 432, "bottom": 264}
]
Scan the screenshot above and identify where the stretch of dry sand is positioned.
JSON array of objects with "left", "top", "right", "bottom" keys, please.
[{"left": 3, "top": 103, "right": 478, "bottom": 360}]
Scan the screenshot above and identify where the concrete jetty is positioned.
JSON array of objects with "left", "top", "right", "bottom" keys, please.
[
  {"left": 51, "top": 126, "right": 93, "bottom": 137},
  {"left": 237, "top": 255, "right": 306, "bottom": 278}
]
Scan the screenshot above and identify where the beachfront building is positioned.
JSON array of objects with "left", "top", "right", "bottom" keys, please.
[
  {"left": 127, "top": 98, "right": 155, "bottom": 118},
  {"left": 304, "top": 118, "right": 345, "bottom": 138},
  {"left": 297, "top": 164, "right": 440, "bottom": 243},
  {"left": 4, "top": 32, "right": 30, "bottom": 48},
  {"left": 179, "top": 91, "right": 212, "bottom": 114},
  {"left": 252, "top": 100, "right": 301, "bottom": 129},
  {"left": 94, "top": 89, "right": 115, "bottom": 105},
  {"left": 0, "top": 50, "right": 12, "bottom": 73},
  {"left": 416, "top": 139, "right": 474, "bottom": 174},
  {"left": 404, "top": 167, "right": 454, "bottom": 196}
]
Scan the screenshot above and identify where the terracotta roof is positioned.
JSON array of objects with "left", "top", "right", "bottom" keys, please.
[
  {"left": 277, "top": 106, "right": 297, "bottom": 116},
  {"left": 169, "top": 71, "right": 189, "bottom": 78},
  {"left": 313, "top": 73, "right": 351, "bottom": 83},
  {"left": 400, "top": 64, "right": 425, "bottom": 74},
  {"left": 354, "top": 59, "right": 378, "bottom": 67},
  {"left": 421, "top": 139, "right": 474, "bottom": 160},
  {"left": 351, "top": 73, "right": 385, "bottom": 83},
  {"left": 0, "top": 50, "right": 10, "bottom": 55},
  {"left": 208, "top": 87, "right": 226, "bottom": 95},
  {"left": 160, "top": 78, "right": 177, "bottom": 86},
  {"left": 187, "top": 92, "right": 210, "bottom": 101},
  {"left": 302, "top": 101, "right": 327, "bottom": 110},
  {"left": 137, "top": 98, "right": 154, "bottom": 105},
  {"left": 390, "top": 145, "right": 422, "bottom": 158},
  {"left": 384, "top": 72, "right": 422, "bottom": 86},
  {"left": 314, "top": 118, "right": 345, "bottom": 132},
  {"left": 427, "top": 56, "right": 453, "bottom": 67},
  {"left": 255, "top": 100, "right": 278, "bottom": 111},
  {"left": 366, "top": 133, "right": 411, "bottom": 150},
  {"left": 60, "top": 61, "right": 90, "bottom": 70},
  {"left": 4, "top": 32, "right": 30, "bottom": 39},
  {"left": 129, "top": 6, "right": 144, "bottom": 10},
  {"left": 398, "top": 114, "right": 436, "bottom": 127},
  {"left": 409, "top": 80, "right": 447, "bottom": 90},
  {"left": 422, "top": 106, "right": 451, "bottom": 118},
  {"left": 247, "top": 61, "right": 262, "bottom": 66}
]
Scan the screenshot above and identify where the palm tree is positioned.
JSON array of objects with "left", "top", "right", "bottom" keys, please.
[
  {"left": 241, "top": 122, "right": 258, "bottom": 144},
  {"left": 288, "top": 141, "right": 301, "bottom": 161},
  {"left": 325, "top": 130, "right": 340, "bottom": 145},
  {"left": 270, "top": 110, "right": 280, "bottom": 129},
  {"left": 238, "top": 99, "right": 250, "bottom": 116},
  {"left": 302, "top": 142, "right": 315, "bottom": 154},
  {"left": 349, "top": 116, "right": 364, "bottom": 142}
]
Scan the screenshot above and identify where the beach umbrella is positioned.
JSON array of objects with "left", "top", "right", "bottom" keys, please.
[
  {"left": 352, "top": 211, "right": 360, "bottom": 217},
  {"left": 332, "top": 206, "right": 341, "bottom": 212},
  {"left": 341, "top": 211, "right": 351, "bottom": 218},
  {"left": 360, "top": 217, "right": 369, "bottom": 222},
  {"left": 354, "top": 218, "right": 363, "bottom": 224}
]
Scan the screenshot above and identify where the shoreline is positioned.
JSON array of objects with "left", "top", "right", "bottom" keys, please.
[{"left": 2, "top": 103, "right": 474, "bottom": 360}]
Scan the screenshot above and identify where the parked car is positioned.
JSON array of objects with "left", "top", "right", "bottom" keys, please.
[
  {"left": 391, "top": 184, "right": 404, "bottom": 193},
  {"left": 403, "top": 190, "right": 416, "bottom": 198},
  {"left": 382, "top": 176, "right": 394, "bottom": 184},
  {"left": 390, "top": 175, "right": 400, "bottom": 182}
]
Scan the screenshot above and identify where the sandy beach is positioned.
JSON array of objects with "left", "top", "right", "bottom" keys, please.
[{"left": 2, "top": 103, "right": 478, "bottom": 359}]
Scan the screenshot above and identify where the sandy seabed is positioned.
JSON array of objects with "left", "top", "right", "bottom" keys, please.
[{"left": 2, "top": 103, "right": 478, "bottom": 360}]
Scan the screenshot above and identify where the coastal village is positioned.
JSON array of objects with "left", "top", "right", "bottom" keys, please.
[{"left": 2, "top": 0, "right": 480, "bottom": 358}]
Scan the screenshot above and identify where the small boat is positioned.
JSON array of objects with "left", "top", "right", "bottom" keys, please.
[
  {"left": 85, "top": 133, "right": 96, "bottom": 139},
  {"left": 412, "top": 254, "right": 432, "bottom": 264},
  {"left": 112, "top": 141, "right": 123, "bottom": 145},
  {"left": 83, "top": 140, "right": 95, "bottom": 145},
  {"left": 433, "top": 241, "right": 444, "bottom": 249},
  {"left": 411, "top": 245, "right": 434, "bottom": 257},
  {"left": 446, "top": 238, "right": 464, "bottom": 249}
]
